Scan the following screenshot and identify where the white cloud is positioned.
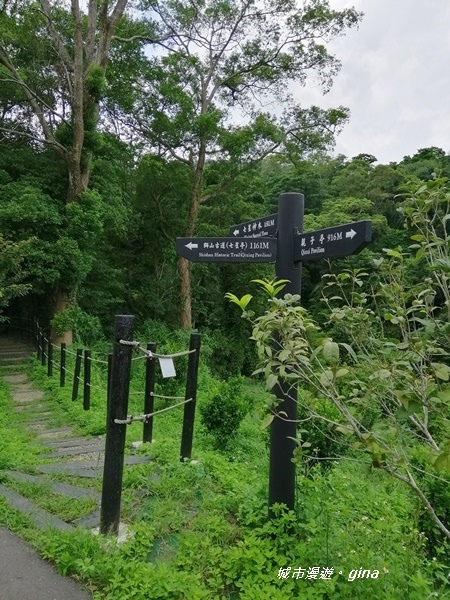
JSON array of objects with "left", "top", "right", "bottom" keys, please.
[{"left": 294, "top": 0, "right": 450, "bottom": 163}]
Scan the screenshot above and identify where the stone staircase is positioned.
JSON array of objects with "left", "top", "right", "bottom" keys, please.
[{"left": 0, "top": 337, "right": 151, "bottom": 532}]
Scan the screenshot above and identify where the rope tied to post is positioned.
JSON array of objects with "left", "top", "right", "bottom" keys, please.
[
  {"left": 114, "top": 397, "right": 193, "bottom": 425},
  {"left": 119, "top": 339, "right": 196, "bottom": 360}
]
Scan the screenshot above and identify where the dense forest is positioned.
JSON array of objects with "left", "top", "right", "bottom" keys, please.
[{"left": 2, "top": 0, "right": 450, "bottom": 598}]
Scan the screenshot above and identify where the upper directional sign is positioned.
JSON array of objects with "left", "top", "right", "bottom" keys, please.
[
  {"left": 176, "top": 237, "right": 277, "bottom": 263},
  {"left": 229, "top": 213, "right": 278, "bottom": 238},
  {"left": 294, "top": 220, "right": 372, "bottom": 262}
]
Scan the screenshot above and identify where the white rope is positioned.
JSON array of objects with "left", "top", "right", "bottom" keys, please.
[
  {"left": 114, "top": 397, "right": 193, "bottom": 425},
  {"left": 87, "top": 356, "right": 109, "bottom": 365},
  {"left": 86, "top": 382, "right": 107, "bottom": 393},
  {"left": 63, "top": 347, "right": 83, "bottom": 357},
  {"left": 119, "top": 339, "right": 196, "bottom": 359},
  {"left": 152, "top": 393, "right": 185, "bottom": 400},
  {"left": 62, "top": 366, "right": 83, "bottom": 382}
]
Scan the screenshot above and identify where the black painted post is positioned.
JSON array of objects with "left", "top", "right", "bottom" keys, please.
[
  {"left": 41, "top": 336, "right": 47, "bottom": 367},
  {"left": 107, "top": 352, "right": 113, "bottom": 407},
  {"left": 72, "top": 349, "right": 83, "bottom": 401},
  {"left": 37, "top": 330, "right": 42, "bottom": 360},
  {"left": 60, "top": 343, "right": 66, "bottom": 387},
  {"left": 84, "top": 350, "right": 91, "bottom": 411},
  {"left": 143, "top": 342, "right": 157, "bottom": 444},
  {"left": 180, "top": 333, "right": 201, "bottom": 461},
  {"left": 268, "top": 192, "right": 304, "bottom": 517},
  {"left": 100, "top": 315, "right": 134, "bottom": 536},
  {"left": 47, "top": 339, "right": 53, "bottom": 377}
]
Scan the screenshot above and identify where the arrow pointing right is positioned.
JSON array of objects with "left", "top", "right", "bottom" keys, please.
[
  {"left": 346, "top": 229, "right": 356, "bottom": 239},
  {"left": 185, "top": 242, "right": 198, "bottom": 250}
]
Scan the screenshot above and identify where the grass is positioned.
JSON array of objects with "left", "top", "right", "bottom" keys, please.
[{"left": 0, "top": 348, "right": 449, "bottom": 598}]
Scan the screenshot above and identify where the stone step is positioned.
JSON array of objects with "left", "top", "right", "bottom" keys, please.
[
  {"left": 0, "top": 357, "right": 32, "bottom": 364},
  {"left": 44, "top": 437, "right": 104, "bottom": 448},
  {"left": 72, "top": 509, "right": 101, "bottom": 528},
  {"left": 0, "top": 484, "right": 73, "bottom": 531},
  {"left": 3, "top": 471, "right": 101, "bottom": 501},
  {"left": 40, "top": 444, "right": 105, "bottom": 458},
  {"left": 37, "top": 456, "right": 153, "bottom": 477},
  {"left": 37, "top": 428, "right": 74, "bottom": 438},
  {"left": 2, "top": 374, "right": 29, "bottom": 384},
  {"left": 12, "top": 390, "right": 45, "bottom": 402},
  {"left": 38, "top": 464, "right": 103, "bottom": 478}
]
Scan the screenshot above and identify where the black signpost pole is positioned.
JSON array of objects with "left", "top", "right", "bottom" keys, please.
[
  {"left": 268, "top": 192, "right": 304, "bottom": 517},
  {"left": 175, "top": 192, "right": 372, "bottom": 519}
]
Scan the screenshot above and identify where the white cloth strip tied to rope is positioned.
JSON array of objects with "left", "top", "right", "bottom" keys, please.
[
  {"left": 119, "top": 339, "right": 196, "bottom": 359},
  {"left": 114, "top": 397, "right": 193, "bottom": 425}
]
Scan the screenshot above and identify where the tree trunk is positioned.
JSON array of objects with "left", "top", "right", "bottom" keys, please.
[
  {"left": 51, "top": 288, "right": 73, "bottom": 346},
  {"left": 178, "top": 142, "right": 207, "bottom": 328},
  {"left": 178, "top": 256, "right": 192, "bottom": 329}
]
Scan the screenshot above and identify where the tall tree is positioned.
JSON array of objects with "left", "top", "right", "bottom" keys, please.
[
  {"left": 116, "top": 0, "right": 362, "bottom": 327},
  {"left": 0, "top": 0, "right": 132, "bottom": 338}
]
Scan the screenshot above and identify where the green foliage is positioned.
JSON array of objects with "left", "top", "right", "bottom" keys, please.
[
  {"left": 200, "top": 377, "right": 253, "bottom": 449},
  {"left": 227, "top": 178, "right": 450, "bottom": 544}
]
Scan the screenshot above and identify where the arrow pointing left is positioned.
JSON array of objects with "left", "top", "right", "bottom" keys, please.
[
  {"left": 233, "top": 229, "right": 240, "bottom": 236},
  {"left": 185, "top": 242, "right": 198, "bottom": 250}
]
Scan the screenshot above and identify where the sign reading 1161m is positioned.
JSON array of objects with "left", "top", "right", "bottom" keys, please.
[{"left": 176, "top": 237, "right": 277, "bottom": 263}]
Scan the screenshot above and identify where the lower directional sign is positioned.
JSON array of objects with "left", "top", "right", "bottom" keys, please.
[
  {"left": 294, "top": 220, "right": 372, "bottom": 262},
  {"left": 176, "top": 237, "right": 277, "bottom": 262}
]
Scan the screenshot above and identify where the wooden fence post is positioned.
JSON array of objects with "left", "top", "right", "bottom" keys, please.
[
  {"left": 143, "top": 342, "right": 157, "bottom": 444},
  {"left": 180, "top": 333, "right": 201, "bottom": 461},
  {"left": 72, "top": 349, "right": 83, "bottom": 401},
  {"left": 83, "top": 350, "right": 91, "bottom": 411},
  {"left": 37, "top": 330, "right": 42, "bottom": 360},
  {"left": 100, "top": 315, "right": 134, "bottom": 536},
  {"left": 41, "top": 336, "right": 47, "bottom": 367},
  {"left": 47, "top": 339, "right": 53, "bottom": 377},
  {"left": 60, "top": 343, "right": 66, "bottom": 387}
]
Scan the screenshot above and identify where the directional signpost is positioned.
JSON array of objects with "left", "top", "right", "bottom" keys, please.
[
  {"left": 176, "top": 237, "right": 277, "bottom": 263},
  {"left": 294, "top": 220, "right": 372, "bottom": 262},
  {"left": 176, "top": 193, "right": 372, "bottom": 518},
  {"left": 229, "top": 213, "right": 278, "bottom": 238}
]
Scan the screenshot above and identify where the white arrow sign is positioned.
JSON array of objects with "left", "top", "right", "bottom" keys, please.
[
  {"left": 345, "top": 229, "right": 356, "bottom": 240},
  {"left": 233, "top": 229, "right": 240, "bottom": 236},
  {"left": 185, "top": 242, "right": 198, "bottom": 250}
]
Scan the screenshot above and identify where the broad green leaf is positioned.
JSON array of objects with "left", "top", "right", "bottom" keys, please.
[
  {"left": 323, "top": 341, "right": 339, "bottom": 364},
  {"left": 340, "top": 343, "right": 357, "bottom": 361},
  {"left": 261, "top": 414, "right": 274, "bottom": 429},
  {"left": 335, "top": 368, "right": 349, "bottom": 378},
  {"left": 336, "top": 424, "right": 353, "bottom": 435},
  {"left": 266, "top": 373, "right": 278, "bottom": 390},
  {"left": 371, "top": 369, "right": 391, "bottom": 380},
  {"left": 320, "top": 370, "right": 333, "bottom": 387},
  {"left": 432, "top": 363, "right": 450, "bottom": 381}
]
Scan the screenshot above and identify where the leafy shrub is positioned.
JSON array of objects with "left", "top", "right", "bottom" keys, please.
[{"left": 200, "top": 377, "right": 253, "bottom": 449}]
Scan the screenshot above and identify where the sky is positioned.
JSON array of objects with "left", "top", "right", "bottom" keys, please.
[{"left": 299, "top": 0, "right": 450, "bottom": 164}]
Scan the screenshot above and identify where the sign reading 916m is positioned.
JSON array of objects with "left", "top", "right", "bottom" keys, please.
[
  {"left": 294, "top": 220, "right": 372, "bottom": 262},
  {"left": 176, "top": 237, "right": 277, "bottom": 263}
]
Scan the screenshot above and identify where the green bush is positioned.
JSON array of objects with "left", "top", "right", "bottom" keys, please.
[{"left": 200, "top": 377, "right": 253, "bottom": 449}]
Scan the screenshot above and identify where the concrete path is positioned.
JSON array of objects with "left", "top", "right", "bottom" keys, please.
[
  {"left": 0, "top": 527, "right": 92, "bottom": 600},
  {"left": 0, "top": 335, "right": 156, "bottom": 599}
]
